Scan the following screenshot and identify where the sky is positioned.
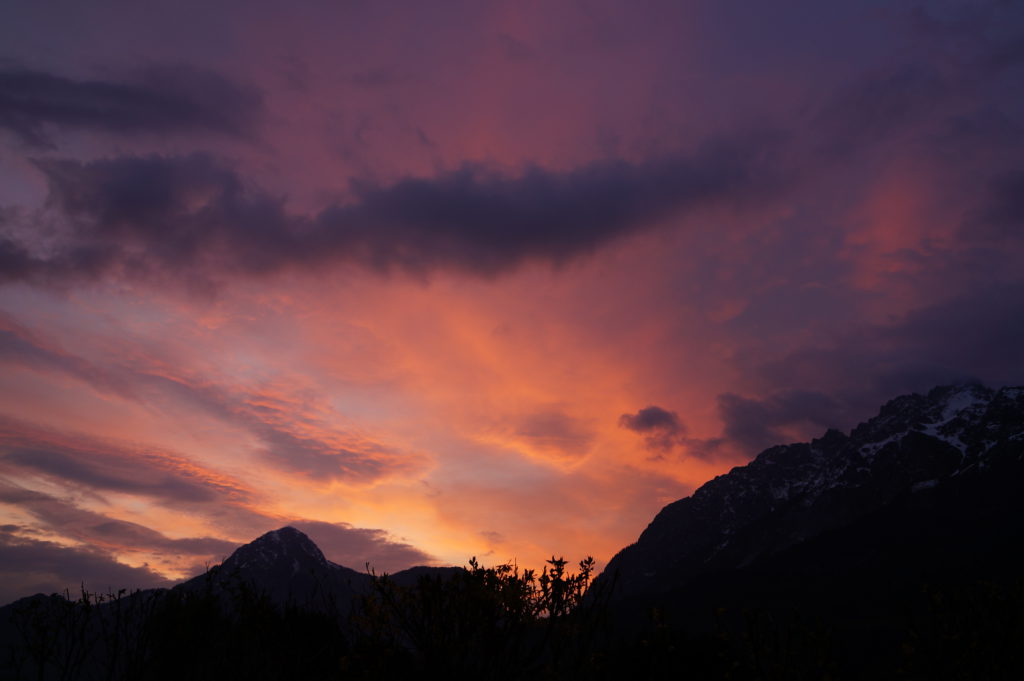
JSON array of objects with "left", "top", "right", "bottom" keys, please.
[{"left": 1, "top": 0, "right": 1023, "bottom": 605}]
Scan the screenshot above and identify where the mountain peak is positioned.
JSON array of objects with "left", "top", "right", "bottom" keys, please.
[
  {"left": 222, "top": 525, "right": 330, "bottom": 573},
  {"left": 850, "top": 383, "right": 993, "bottom": 450},
  {"left": 257, "top": 526, "right": 313, "bottom": 547}
]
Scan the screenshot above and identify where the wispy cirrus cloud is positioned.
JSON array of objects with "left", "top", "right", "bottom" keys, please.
[
  {"left": 0, "top": 312, "right": 138, "bottom": 398},
  {"left": 0, "top": 481, "right": 237, "bottom": 557},
  {"left": 0, "top": 316, "right": 421, "bottom": 484},
  {"left": 0, "top": 418, "right": 253, "bottom": 506}
]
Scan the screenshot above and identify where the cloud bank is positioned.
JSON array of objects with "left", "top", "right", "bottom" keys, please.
[
  {"left": 0, "top": 137, "right": 776, "bottom": 285},
  {"left": 0, "top": 66, "right": 263, "bottom": 148}
]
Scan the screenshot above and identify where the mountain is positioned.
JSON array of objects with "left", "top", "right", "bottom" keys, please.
[
  {"left": 177, "top": 526, "right": 374, "bottom": 610},
  {"left": 174, "top": 525, "right": 464, "bottom": 611},
  {"left": 0, "top": 526, "right": 462, "bottom": 679},
  {"left": 4, "top": 384, "right": 1024, "bottom": 678},
  {"left": 0, "top": 525, "right": 457, "bottom": 619},
  {"left": 600, "top": 383, "right": 1024, "bottom": 604}
]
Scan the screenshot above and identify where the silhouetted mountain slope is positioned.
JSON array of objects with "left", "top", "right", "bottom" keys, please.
[
  {"left": 172, "top": 526, "right": 463, "bottom": 613},
  {"left": 600, "top": 383, "right": 1024, "bottom": 602},
  {"left": 176, "top": 526, "right": 373, "bottom": 610}
]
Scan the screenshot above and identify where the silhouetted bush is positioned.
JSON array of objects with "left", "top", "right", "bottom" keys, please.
[
  {"left": 345, "top": 555, "right": 603, "bottom": 679},
  {"left": 4, "top": 563, "right": 1024, "bottom": 680}
]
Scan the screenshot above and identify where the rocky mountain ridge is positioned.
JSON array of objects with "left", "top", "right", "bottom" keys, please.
[{"left": 601, "top": 383, "right": 1024, "bottom": 599}]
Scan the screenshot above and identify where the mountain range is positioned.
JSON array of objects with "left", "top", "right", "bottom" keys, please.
[
  {"left": 581, "top": 382, "right": 1024, "bottom": 678},
  {"left": 2, "top": 385, "right": 1024, "bottom": 675},
  {"left": 599, "top": 383, "right": 1024, "bottom": 605},
  {"left": 6, "top": 383, "right": 1021, "bottom": 612}
]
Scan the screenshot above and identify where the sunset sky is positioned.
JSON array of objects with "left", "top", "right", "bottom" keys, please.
[{"left": 1, "top": 0, "right": 1023, "bottom": 604}]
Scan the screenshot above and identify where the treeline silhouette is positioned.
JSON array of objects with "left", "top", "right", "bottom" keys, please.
[{"left": 3, "top": 558, "right": 1024, "bottom": 680}]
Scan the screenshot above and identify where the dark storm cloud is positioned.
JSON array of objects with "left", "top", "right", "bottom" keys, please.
[
  {"left": 323, "top": 139, "right": 773, "bottom": 277},
  {"left": 619, "top": 405, "right": 687, "bottom": 453},
  {"left": 906, "top": 1, "right": 1024, "bottom": 74},
  {"left": 716, "top": 390, "right": 846, "bottom": 455},
  {"left": 23, "top": 153, "right": 286, "bottom": 285},
  {"left": 0, "top": 526, "right": 173, "bottom": 606},
  {"left": 0, "top": 237, "right": 40, "bottom": 281},
  {"left": 733, "top": 283, "right": 1024, "bottom": 449},
  {"left": 768, "top": 285, "right": 1024, "bottom": 393},
  {"left": 879, "top": 283, "right": 1024, "bottom": 380},
  {"left": 807, "top": 4, "right": 1024, "bottom": 163},
  {"left": 290, "top": 520, "right": 434, "bottom": 572},
  {"left": 969, "top": 170, "right": 1024, "bottom": 239},
  {"left": 0, "top": 66, "right": 263, "bottom": 148},
  {"left": 1, "top": 136, "right": 777, "bottom": 284},
  {"left": 813, "top": 64, "right": 948, "bottom": 155},
  {"left": 0, "top": 237, "right": 115, "bottom": 286}
]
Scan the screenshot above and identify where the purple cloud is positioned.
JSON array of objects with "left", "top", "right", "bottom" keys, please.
[
  {"left": 0, "top": 66, "right": 263, "bottom": 148},
  {"left": 0, "top": 136, "right": 778, "bottom": 285},
  {"left": 619, "top": 406, "right": 687, "bottom": 453}
]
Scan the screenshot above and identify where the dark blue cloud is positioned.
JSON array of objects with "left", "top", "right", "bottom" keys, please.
[
  {"left": 619, "top": 405, "right": 686, "bottom": 452},
  {"left": 0, "top": 134, "right": 779, "bottom": 284},
  {"left": 716, "top": 390, "right": 846, "bottom": 455},
  {"left": 0, "top": 66, "right": 263, "bottom": 148},
  {"left": 970, "top": 170, "right": 1024, "bottom": 239}
]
